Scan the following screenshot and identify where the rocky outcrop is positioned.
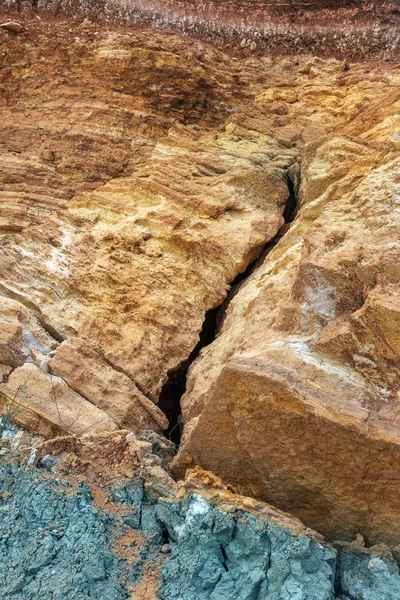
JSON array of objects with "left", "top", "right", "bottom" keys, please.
[
  {"left": 3, "top": 428, "right": 400, "bottom": 599},
  {"left": 0, "top": 22, "right": 296, "bottom": 436},
  {"left": 2, "top": 16, "right": 398, "bottom": 442},
  {"left": 1, "top": 362, "right": 119, "bottom": 438},
  {"left": 174, "top": 79, "right": 400, "bottom": 544},
  {"left": 48, "top": 338, "right": 169, "bottom": 431},
  {"left": 0, "top": 429, "right": 338, "bottom": 600},
  {"left": 157, "top": 489, "right": 336, "bottom": 600},
  {"left": 337, "top": 536, "right": 400, "bottom": 600},
  {"left": 1, "top": 6, "right": 400, "bottom": 578}
]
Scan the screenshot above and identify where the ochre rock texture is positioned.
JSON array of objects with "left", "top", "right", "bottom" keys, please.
[
  {"left": 174, "top": 65, "right": 400, "bottom": 545},
  {"left": 0, "top": 21, "right": 297, "bottom": 436},
  {"left": 1, "top": 13, "right": 400, "bottom": 548},
  {"left": 1, "top": 362, "right": 119, "bottom": 438}
]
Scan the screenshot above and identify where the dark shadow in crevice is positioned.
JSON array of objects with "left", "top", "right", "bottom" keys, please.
[
  {"left": 218, "top": 169, "right": 300, "bottom": 311},
  {"left": 158, "top": 306, "right": 220, "bottom": 446},
  {"left": 158, "top": 170, "right": 299, "bottom": 448},
  {"left": 283, "top": 174, "right": 298, "bottom": 224}
]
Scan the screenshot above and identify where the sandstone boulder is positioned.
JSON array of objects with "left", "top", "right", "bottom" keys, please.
[
  {"left": 174, "top": 132, "right": 400, "bottom": 546},
  {"left": 48, "top": 337, "right": 168, "bottom": 432},
  {"left": 0, "top": 22, "right": 24, "bottom": 33}
]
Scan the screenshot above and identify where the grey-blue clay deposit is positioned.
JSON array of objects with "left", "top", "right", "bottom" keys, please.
[{"left": 1, "top": 460, "right": 399, "bottom": 599}]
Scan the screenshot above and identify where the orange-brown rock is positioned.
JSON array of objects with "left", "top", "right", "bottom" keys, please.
[
  {"left": 0, "top": 363, "right": 118, "bottom": 438},
  {"left": 48, "top": 337, "right": 168, "bottom": 432},
  {"left": 0, "top": 20, "right": 297, "bottom": 436},
  {"left": 174, "top": 80, "right": 400, "bottom": 545},
  {"left": 1, "top": 12, "right": 400, "bottom": 548}
]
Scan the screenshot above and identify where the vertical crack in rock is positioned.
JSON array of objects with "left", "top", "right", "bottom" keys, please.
[
  {"left": 158, "top": 306, "right": 221, "bottom": 446},
  {"left": 158, "top": 172, "right": 299, "bottom": 447},
  {"left": 283, "top": 173, "right": 298, "bottom": 224}
]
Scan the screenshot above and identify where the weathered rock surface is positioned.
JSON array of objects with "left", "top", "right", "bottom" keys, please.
[
  {"left": 2, "top": 15, "right": 399, "bottom": 442},
  {"left": 157, "top": 490, "right": 336, "bottom": 600},
  {"left": 48, "top": 338, "right": 168, "bottom": 431},
  {"left": 0, "top": 429, "right": 337, "bottom": 600},
  {"left": 0, "top": 21, "right": 299, "bottom": 437},
  {"left": 1, "top": 363, "right": 118, "bottom": 438},
  {"left": 337, "top": 536, "right": 400, "bottom": 600},
  {"left": 8, "top": 0, "right": 399, "bottom": 59},
  {"left": 174, "top": 75, "right": 400, "bottom": 545},
  {"left": 1, "top": 7, "right": 400, "bottom": 579}
]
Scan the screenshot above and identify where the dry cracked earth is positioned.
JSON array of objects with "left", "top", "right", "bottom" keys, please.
[{"left": 0, "top": 1, "right": 400, "bottom": 598}]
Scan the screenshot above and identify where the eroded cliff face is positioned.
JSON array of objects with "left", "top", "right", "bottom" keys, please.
[{"left": 0, "top": 6, "right": 400, "bottom": 598}]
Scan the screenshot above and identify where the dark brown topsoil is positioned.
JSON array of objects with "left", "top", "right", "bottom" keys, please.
[{"left": 1, "top": 1, "right": 399, "bottom": 63}]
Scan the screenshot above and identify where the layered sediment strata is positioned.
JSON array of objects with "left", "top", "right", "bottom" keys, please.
[
  {"left": 7, "top": 0, "right": 399, "bottom": 59},
  {"left": 1, "top": 11, "right": 400, "bottom": 555},
  {"left": 0, "top": 23, "right": 297, "bottom": 436}
]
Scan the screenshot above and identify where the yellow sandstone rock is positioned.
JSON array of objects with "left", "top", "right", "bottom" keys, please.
[
  {"left": 1, "top": 19, "right": 400, "bottom": 547},
  {"left": 174, "top": 129, "right": 400, "bottom": 545},
  {"left": 0, "top": 363, "right": 118, "bottom": 438}
]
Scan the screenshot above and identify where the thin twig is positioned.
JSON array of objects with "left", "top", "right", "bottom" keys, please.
[{"left": 50, "top": 374, "right": 65, "bottom": 428}]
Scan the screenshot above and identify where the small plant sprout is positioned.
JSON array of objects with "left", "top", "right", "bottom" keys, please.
[{"left": 0, "top": 381, "right": 29, "bottom": 437}]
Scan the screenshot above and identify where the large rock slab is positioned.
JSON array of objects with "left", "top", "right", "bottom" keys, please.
[
  {"left": 174, "top": 126, "right": 400, "bottom": 545},
  {"left": 0, "top": 123, "right": 291, "bottom": 400},
  {"left": 48, "top": 338, "right": 168, "bottom": 432},
  {"left": 157, "top": 489, "right": 336, "bottom": 600}
]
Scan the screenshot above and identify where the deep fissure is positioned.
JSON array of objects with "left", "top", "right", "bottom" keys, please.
[{"left": 158, "top": 170, "right": 299, "bottom": 447}]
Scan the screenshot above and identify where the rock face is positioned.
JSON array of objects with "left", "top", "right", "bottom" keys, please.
[
  {"left": 157, "top": 491, "right": 336, "bottom": 600},
  {"left": 12, "top": 0, "right": 399, "bottom": 58},
  {"left": 48, "top": 338, "right": 169, "bottom": 431},
  {"left": 1, "top": 4, "right": 400, "bottom": 575},
  {"left": 174, "top": 69, "right": 400, "bottom": 545},
  {"left": 337, "top": 536, "right": 400, "bottom": 600},
  {"left": 1, "top": 362, "right": 119, "bottom": 438},
  {"left": 0, "top": 21, "right": 295, "bottom": 436},
  {"left": 2, "top": 429, "right": 400, "bottom": 600}
]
